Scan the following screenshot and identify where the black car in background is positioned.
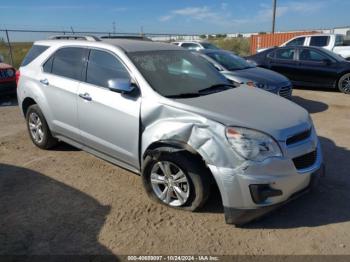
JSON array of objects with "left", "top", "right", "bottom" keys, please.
[
  {"left": 195, "top": 49, "right": 293, "bottom": 99},
  {"left": 246, "top": 46, "right": 350, "bottom": 94}
]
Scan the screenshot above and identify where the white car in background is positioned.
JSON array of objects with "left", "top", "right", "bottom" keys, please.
[
  {"left": 258, "top": 34, "right": 350, "bottom": 60},
  {"left": 171, "top": 41, "right": 220, "bottom": 51}
]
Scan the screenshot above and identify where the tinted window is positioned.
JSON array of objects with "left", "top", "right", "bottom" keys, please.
[
  {"left": 206, "top": 51, "right": 254, "bottom": 70},
  {"left": 275, "top": 48, "right": 295, "bottom": 60},
  {"left": 43, "top": 56, "right": 54, "bottom": 73},
  {"left": 51, "top": 47, "right": 86, "bottom": 81},
  {"left": 299, "top": 49, "right": 327, "bottom": 62},
  {"left": 21, "top": 45, "right": 49, "bottom": 66},
  {"left": 335, "top": 35, "right": 345, "bottom": 46},
  {"left": 200, "top": 43, "right": 220, "bottom": 50},
  {"left": 310, "top": 36, "right": 330, "bottom": 47},
  {"left": 286, "top": 37, "right": 305, "bottom": 46},
  {"left": 181, "top": 43, "right": 200, "bottom": 50},
  {"left": 86, "top": 50, "right": 130, "bottom": 88}
]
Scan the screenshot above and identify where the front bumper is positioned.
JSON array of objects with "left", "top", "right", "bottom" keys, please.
[
  {"left": 0, "top": 81, "right": 16, "bottom": 96},
  {"left": 223, "top": 164, "right": 325, "bottom": 225},
  {"left": 208, "top": 136, "right": 323, "bottom": 225}
]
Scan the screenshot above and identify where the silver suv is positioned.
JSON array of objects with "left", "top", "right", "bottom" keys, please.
[{"left": 17, "top": 37, "right": 324, "bottom": 225}]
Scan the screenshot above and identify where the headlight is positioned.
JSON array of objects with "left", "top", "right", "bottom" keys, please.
[
  {"left": 246, "top": 81, "right": 272, "bottom": 90},
  {"left": 6, "top": 69, "right": 14, "bottom": 77},
  {"left": 226, "top": 127, "right": 282, "bottom": 161}
]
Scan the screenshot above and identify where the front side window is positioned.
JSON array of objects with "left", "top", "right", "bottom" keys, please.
[
  {"left": 129, "top": 50, "right": 229, "bottom": 97},
  {"left": 285, "top": 37, "right": 305, "bottom": 46},
  {"left": 181, "top": 43, "right": 200, "bottom": 50},
  {"left": 86, "top": 50, "right": 130, "bottom": 88},
  {"left": 51, "top": 47, "right": 86, "bottom": 81},
  {"left": 299, "top": 49, "right": 327, "bottom": 62},
  {"left": 206, "top": 51, "right": 254, "bottom": 70},
  {"left": 335, "top": 35, "right": 345, "bottom": 46},
  {"left": 310, "top": 36, "right": 330, "bottom": 47},
  {"left": 275, "top": 48, "right": 295, "bottom": 60}
]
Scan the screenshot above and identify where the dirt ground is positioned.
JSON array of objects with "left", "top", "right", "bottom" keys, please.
[{"left": 0, "top": 88, "right": 350, "bottom": 255}]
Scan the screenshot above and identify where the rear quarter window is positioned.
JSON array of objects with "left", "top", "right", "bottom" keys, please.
[{"left": 21, "top": 45, "right": 49, "bottom": 67}]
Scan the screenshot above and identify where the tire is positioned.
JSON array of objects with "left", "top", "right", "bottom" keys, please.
[
  {"left": 337, "top": 72, "right": 350, "bottom": 94},
  {"left": 142, "top": 150, "right": 211, "bottom": 211},
  {"left": 26, "top": 104, "right": 58, "bottom": 149}
]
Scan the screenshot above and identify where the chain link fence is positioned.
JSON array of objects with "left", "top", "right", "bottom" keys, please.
[{"left": 0, "top": 29, "right": 201, "bottom": 68}]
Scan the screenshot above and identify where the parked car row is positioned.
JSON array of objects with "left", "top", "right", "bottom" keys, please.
[{"left": 17, "top": 36, "right": 324, "bottom": 225}]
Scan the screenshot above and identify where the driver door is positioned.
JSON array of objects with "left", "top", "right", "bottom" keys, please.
[{"left": 77, "top": 49, "right": 141, "bottom": 168}]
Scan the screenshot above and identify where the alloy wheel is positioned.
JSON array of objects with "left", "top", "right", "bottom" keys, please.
[
  {"left": 150, "top": 161, "right": 190, "bottom": 207},
  {"left": 28, "top": 112, "right": 44, "bottom": 143}
]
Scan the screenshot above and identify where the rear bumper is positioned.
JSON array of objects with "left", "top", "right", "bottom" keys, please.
[
  {"left": 224, "top": 164, "right": 325, "bottom": 225},
  {"left": 0, "top": 81, "right": 16, "bottom": 96}
]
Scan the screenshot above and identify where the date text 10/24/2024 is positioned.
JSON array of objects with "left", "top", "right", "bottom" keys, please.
[{"left": 127, "top": 256, "right": 220, "bottom": 261}]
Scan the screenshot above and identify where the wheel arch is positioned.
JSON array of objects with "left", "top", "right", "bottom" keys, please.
[
  {"left": 142, "top": 140, "right": 216, "bottom": 184},
  {"left": 22, "top": 97, "right": 37, "bottom": 116}
]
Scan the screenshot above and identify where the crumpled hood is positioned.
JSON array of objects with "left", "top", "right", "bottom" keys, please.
[
  {"left": 222, "top": 67, "right": 289, "bottom": 85},
  {"left": 167, "top": 86, "right": 310, "bottom": 141}
]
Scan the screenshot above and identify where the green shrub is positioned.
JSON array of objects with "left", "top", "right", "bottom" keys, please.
[{"left": 210, "top": 37, "right": 250, "bottom": 56}]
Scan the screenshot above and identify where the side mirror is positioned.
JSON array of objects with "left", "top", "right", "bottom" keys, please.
[
  {"left": 107, "top": 78, "right": 136, "bottom": 94},
  {"left": 322, "top": 58, "right": 332, "bottom": 65}
]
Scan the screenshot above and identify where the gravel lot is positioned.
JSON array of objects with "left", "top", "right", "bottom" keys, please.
[{"left": 0, "top": 89, "right": 349, "bottom": 255}]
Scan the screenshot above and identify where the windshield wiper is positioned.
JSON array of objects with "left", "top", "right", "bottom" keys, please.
[
  {"left": 198, "top": 84, "right": 236, "bottom": 95},
  {"left": 166, "top": 93, "right": 202, "bottom": 98}
]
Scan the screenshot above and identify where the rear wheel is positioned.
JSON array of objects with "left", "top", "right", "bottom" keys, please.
[
  {"left": 338, "top": 73, "right": 350, "bottom": 94},
  {"left": 26, "top": 104, "right": 58, "bottom": 149},
  {"left": 142, "top": 151, "right": 211, "bottom": 211}
]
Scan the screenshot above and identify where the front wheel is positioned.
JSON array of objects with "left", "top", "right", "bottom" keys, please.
[
  {"left": 142, "top": 151, "right": 211, "bottom": 211},
  {"left": 338, "top": 73, "right": 350, "bottom": 94}
]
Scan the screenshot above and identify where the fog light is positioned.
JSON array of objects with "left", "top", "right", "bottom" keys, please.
[{"left": 249, "top": 184, "right": 282, "bottom": 204}]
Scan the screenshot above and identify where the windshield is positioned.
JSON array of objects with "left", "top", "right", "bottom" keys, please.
[
  {"left": 129, "top": 50, "right": 230, "bottom": 97},
  {"left": 201, "top": 43, "right": 220, "bottom": 50},
  {"left": 320, "top": 48, "right": 347, "bottom": 62},
  {"left": 206, "top": 51, "right": 255, "bottom": 70}
]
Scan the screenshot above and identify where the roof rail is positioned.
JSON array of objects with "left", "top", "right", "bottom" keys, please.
[{"left": 48, "top": 35, "right": 101, "bottom": 41}]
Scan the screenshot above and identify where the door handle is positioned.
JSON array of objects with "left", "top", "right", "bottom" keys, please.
[
  {"left": 79, "top": 92, "right": 92, "bottom": 101},
  {"left": 40, "top": 79, "right": 49, "bottom": 86}
]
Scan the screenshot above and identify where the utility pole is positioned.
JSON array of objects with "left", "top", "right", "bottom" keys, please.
[
  {"left": 272, "top": 0, "right": 277, "bottom": 34},
  {"left": 113, "top": 21, "right": 116, "bottom": 35},
  {"left": 140, "top": 26, "right": 144, "bottom": 36}
]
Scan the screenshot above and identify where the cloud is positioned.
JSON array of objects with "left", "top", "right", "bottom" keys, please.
[
  {"left": 257, "top": 1, "right": 327, "bottom": 21},
  {"left": 158, "top": 5, "right": 247, "bottom": 27},
  {"left": 159, "top": 0, "right": 329, "bottom": 29}
]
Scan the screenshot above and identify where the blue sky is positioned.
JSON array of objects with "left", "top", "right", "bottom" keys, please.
[{"left": 0, "top": 0, "right": 349, "bottom": 34}]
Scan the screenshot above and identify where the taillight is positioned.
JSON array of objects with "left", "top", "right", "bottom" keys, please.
[{"left": 16, "top": 70, "right": 20, "bottom": 86}]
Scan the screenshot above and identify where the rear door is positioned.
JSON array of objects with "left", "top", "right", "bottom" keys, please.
[
  {"left": 77, "top": 49, "right": 141, "bottom": 168},
  {"left": 267, "top": 47, "right": 299, "bottom": 81},
  {"left": 296, "top": 47, "right": 339, "bottom": 87},
  {"left": 41, "top": 47, "right": 88, "bottom": 141}
]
